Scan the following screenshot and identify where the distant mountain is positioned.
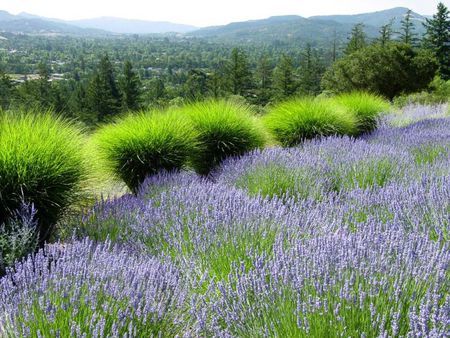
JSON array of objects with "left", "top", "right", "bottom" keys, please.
[
  {"left": 0, "top": 11, "right": 196, "bottom": 35},
  {"left": 310, "top": 7, "right": 427, "bottom": 33},
  {"left": 190, "top": 7, "right": 427, "bottom": 45},
  {"left": 0, "top": 11, "right": 107, "bottom": 36},
  {"left": 0, "top": 7, "right": 428, "bottom": 39},
  {"left": 189, "top": 15, "right": 376, "bottom": 45},
  {"left": 69, "top": 17, "right": 197, "bottom": 34}
]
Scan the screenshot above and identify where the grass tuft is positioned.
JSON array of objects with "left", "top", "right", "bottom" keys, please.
[
  {"left": 179, "top": 100, "right": 268, "bottom": 175},
  {"left": 0, "top": 111, "right": 86, "bottom": 243},
  {"left": 93, "top": 111, "right": 199, "bottom": 193},
  {"left": 263, "top": 97, "right": 357, "bottom": 147},
  {"left": 333, "top": 92, "right": 391, "bottom": 135}
]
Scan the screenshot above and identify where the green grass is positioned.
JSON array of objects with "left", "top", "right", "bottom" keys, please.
[
  {"left": 93, "top": 111, "right": 199, "bottom": 193},
  {"left": 263, "top": 97, "right": 357, "bottom": 147},
  {"left": 178, "top": 100, "right": 268, "bottom": 175},
  {"left": 333, "top": 92, "right": 391, "bottom": 135},
  {"left": 235, "top": 164, "right": 323, "bottom": 202},
  {"left": 0, "top": 111, "right": 86, "bottom": 243}
]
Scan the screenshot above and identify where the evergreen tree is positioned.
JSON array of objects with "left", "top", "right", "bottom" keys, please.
[
  {"left": 298, "top": 44, "right": 325, "bottom": 95},
  {"left": 255, "top": 54, "right": 273, "bottom": 105},
  {"left": 378, "top": 20, "right": 394, "bottom": 47},
  {"left": 322, "top": 42, "right": 438, "bottom": 99},
  {"left": 227, "top": 48, "right": 252, "bottom": 96},
  {"left": 207, "top": 71, "right": 223, "bottom": 99},
  {"left": 423, "top": 2, "right": 450, "bottom": 79},
  {"left": 273, "top": 54, "right": 296, "bottom": 99},
  {"left": 400, "top": 10, "right": 418, "bottom": 46},
  {"left": 36, "top": 63, "right": 53, "bottom": 109},
  {"left": 345, "top": 23, "right": 367, "bottom": 55},
  {"left": 184, "top": 69, "right": 208, "bottom": 101},
  {"left": 87, "top": 55, "right": 121, "bottom": 121},
  {"left": 119, "top": 60, "right": 142, "bottom": 111}
]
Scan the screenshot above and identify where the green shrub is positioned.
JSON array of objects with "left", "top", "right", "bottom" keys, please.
[
  {"left": 263, "top": 97, "right": 357, "bottom": 147},
  {"left": 0, "top": 111, "right": 86, "bottom": 243},
  {"left": 180, "top": 100, "right": 267, "bottom": 175},
  {"left": 394, "top": 77, "right": 450, "bottom": 106},
  {"left": 93, "top": 111, "right": 199, "bottom": 193},
  {"left": 333, "top": 92, "right": 391, "bottom": 134}
]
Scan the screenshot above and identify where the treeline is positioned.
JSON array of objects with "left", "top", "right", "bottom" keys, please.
[{"left": 0, "top": 3, "right": 448, "bottom": 125}]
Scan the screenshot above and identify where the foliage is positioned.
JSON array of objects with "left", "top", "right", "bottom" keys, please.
[
  {"left": 399, "top": 10, "right": 418, "bottom": 45},
  {"left": 273, "top": 54, "right": 296, "bottom": 99},
  {"left": 344, "top": 23, "right": 367, "bottom": 55},
  {"left": 87, "top": 54, "right": 122, "bottom": 122},
  {"left": 322, "top": 42, "right": 439, "bottom": 99},
  {"left": 393, "top": 77, "right": 450, "bottom": 106},
  {"left": 423, "top": 2, "right": 450, "bottom": 80},
  {"left": 263, "top": 97, "right": 357, "bottom": 147},
  {"left": 333, "top": 92, "right": 391, "bottom": 134},
  {"left": 93, "top": 111, "right": 199, "bottom": 193},
  {"left": 119, "top": 60, "right": 142, "bottom": 111},
  {"left": 226, "top": 48, "right": 253, "bottom": 96},
  {"left": 0, "top": 111, "right": 86, "bottom": 243},
  {"left": 180, "top": 100, "right": 267, "bottom": 175}
]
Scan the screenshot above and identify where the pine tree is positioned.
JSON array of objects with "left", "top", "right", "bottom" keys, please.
[
  {"left": 423, "top": 2, "right": 450, "bottom": 79},
  {"left": 255, "top": 54, "right": 273, "bottom": 105},
  {"left": 400, "top": 10, "right": 418, "bottom": 46},
  {"left": 184, "top": 69, "right": 208, "bottom": 101},
  {"left": 378, "top": 20, "right": 394, "bottom": 47},
  {"left": 87, "top": 55, "right": 121, "bottom": 121},
  {"left": 120, "top": 60, "right": 142, "bottom": 111},
  {"left": 345, "top": 23, "right": 367, "bottom": 55},
  {"left": 298, "top": 44, "right": 325, "bottom": 95},
  {"left": 273, "top": 54, "right": 296, "bottom": 99},
  {"left": 36, "top": 63, "right": 53, "bottom": 109},
  {"left": 227, "top": 48, "right": 252, "bottom": 96}
]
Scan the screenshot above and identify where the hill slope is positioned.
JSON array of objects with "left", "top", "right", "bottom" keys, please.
[
  {"left": 69, "top": 17, "right": 197, "bottom": 34},
  {"left": 0, "top": 11, "right": 107, "bottom": 36},
  {"left": 190, "top": 7, "right": 427, "bottom": 45}
]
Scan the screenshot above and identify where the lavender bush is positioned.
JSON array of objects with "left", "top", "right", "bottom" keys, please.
[
  {"left": 0, "top": 203, "right": 38, "bottom": 276},
  {"left": 1, "top": 105, "right": 449, "bottom": 336},
  {"left": 0, "top": 239, "right": 191, "bottom": 337}
]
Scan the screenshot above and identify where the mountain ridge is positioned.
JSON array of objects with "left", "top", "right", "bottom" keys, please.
[{"left": 0, "top": 7, "right": 428, "bottom": 38}]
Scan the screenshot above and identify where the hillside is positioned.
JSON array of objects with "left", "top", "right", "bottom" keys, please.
[
  {"left": 69, "top": 17, "right": 197, "bottom": 34},
  {"left": 0, "top": 7, "right": 429, "bottom": 41},
  {"left": 310, "top": 7, "right": 427, "bottom": 33},
  {"left": 189, "top": 7, "right": 426, "bottom": 45},
  {"left": 0, "top": 11, "right": 107, "bottom": 36}
]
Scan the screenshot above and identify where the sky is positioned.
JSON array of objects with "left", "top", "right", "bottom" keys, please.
[{"left": 1, "top": 0, "right": 449, "bottom": 27}]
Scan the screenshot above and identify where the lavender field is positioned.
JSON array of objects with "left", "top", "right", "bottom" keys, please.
[{"left": 1, "top": 104, "right": 450, "bottom": 337}]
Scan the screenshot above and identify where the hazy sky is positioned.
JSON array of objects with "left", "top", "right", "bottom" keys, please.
[{"left": 2, "top": 0, "right": 449, "bottom": 27}]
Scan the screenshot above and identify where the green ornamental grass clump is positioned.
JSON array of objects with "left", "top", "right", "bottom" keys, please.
[
  {"left": 180, "top": 100, "right": 268, "bottom": 175},
  {"left": 263, "top": 97, "right": 357, "bottom": 147},
  {"left": 93, "top": 111, "right": 199, "bottom": 193},
  {"left": 333, "top": 92, "right": 391, "bottom": 135},
  {"left": 0, "top": 111, "right": 86, "bottom": 243}
]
